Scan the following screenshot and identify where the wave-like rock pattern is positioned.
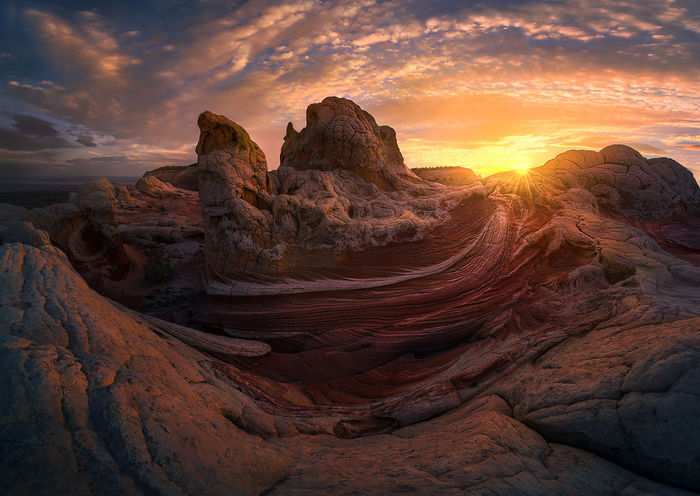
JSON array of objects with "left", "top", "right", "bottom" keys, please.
[
  {"left": 188, "top": 143, "right": 700, "bottom": 491},
  {"left": 1, "top": 239, "right": 698, "bottom": 494}
]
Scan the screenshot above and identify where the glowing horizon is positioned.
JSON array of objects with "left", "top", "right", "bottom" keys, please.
[{"left": 1, "top": 0, "right": 699, "bottom": 181}]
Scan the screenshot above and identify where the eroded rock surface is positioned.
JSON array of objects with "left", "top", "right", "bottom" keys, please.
[
  {"left": 280, "top": 96, "right": 418, "bottom": 189},
  {"left": 537, "top": 144, "right": 700, "bottom": 219},
  {"left": 196, "top": 99, "right": 479, "bottom": 291},
  {"left": 1, "top": 242, "right": 697, "bottom": 495},
  {"left": 1, "top": 97, "right": 699, "bottom": 495}
]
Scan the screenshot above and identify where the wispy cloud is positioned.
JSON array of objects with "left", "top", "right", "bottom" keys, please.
[{"left": 1, "top": 0, "right": 699, "bottom": 178}]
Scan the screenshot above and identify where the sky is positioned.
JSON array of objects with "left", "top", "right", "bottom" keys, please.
[{"left": 1, "top": 0, "right": 699, "bottom": 180}]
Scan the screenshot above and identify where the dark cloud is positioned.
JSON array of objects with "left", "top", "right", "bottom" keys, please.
[
  {"left": 75, "top": 134, "right": 97, "bottom": 147},
  {"left": 0, "top": 112, "right": 77, "bottom": 151},
  {"left": 12, "top": 113, "right": 58, "bottom": 137},
  {"left": 0, "top": 127, "right": 74, "bottom": 151}
]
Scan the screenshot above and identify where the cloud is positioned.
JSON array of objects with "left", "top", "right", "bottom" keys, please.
[
  {"left": 0, "top": 0, "right": 698, "bottom": 178},
  {"left": 0, "top": 113, "right": 76, "bottom": 151},
  {"left": 24, "top": 8, "right": 140, "bottom": 81},
  {"left": 75, "top": 134, "right": 97, "bottom": 147},
  {"left": 11, "top": 113, "right": 59, "bottom": 137}
]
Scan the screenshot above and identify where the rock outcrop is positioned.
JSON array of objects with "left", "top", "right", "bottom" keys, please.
[
  {"left": 135, "top": 175, "right": 183, "bottom": 198},
  {"left": 64, "top": 178, "right": 130, "bottom": 281},
  {"left": 280, "top": 96, "right": 419, "bottom": 190},
  {"left": 537, "top": 144, "right": 700, "bottom": 219},
  {"left": 143, "top": 163, "right": 199, "bottom": 191},
  {"left": 0, "top": 242, "right": 291, "bottom": 495},
  {"left": 196, "top": 99, "right": 479, "bottom": 292},
  {"left": 195, "top": 110, "right": 276, "bottom": 284},
  {"left": 0, "top": 179, "right": 130, "bottom": 283}
]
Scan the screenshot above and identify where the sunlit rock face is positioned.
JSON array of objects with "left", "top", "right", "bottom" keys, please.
[
  {"left": 538, "top": 144, "right": 700, "bottom": 219},
  {"left": 195, "top": 99, "right": 477, "bottom": 292}
]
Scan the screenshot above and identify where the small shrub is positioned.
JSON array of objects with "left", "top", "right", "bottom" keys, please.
[{"left": 144, "top": 255, "right": 174, "bottom": 283}]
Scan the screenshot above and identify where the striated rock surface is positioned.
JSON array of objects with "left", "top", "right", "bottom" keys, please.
[{"left": 1, "top": 241, "right": 697, "bottom": 495}]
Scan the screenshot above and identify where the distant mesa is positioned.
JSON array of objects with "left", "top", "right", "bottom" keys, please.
[{"left": 412, "top": 166, "right": 481, "bottom": 186}]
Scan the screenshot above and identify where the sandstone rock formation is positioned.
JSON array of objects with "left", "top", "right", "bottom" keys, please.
[
  {"left": 537, "top": 144, "right": 700, "bottom": 219},
  {"left": 280, "top": 97, "right": 419, "bottom": 190},
  {"left": 135, "top": 175, "right": 183, "bottom": 198},
  {"left": 143, "top": 163, "right": 199, "bottom": 191},
  {"left": 1, "top": 226, "right": 698, "bottom": 494},
  {"left": 1, "top": 97, "right": 699, "bottom": 495},
  {"left": 196, "top": 99, "right": 479, "bottom": 292},
  {"left": 0, "top": 179, "right": 131, "bottom": 284}
]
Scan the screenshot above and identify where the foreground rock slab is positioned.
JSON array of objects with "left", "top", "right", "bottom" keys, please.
[{"left": 1, "top": 239, "right": 698, "bottom": 494}]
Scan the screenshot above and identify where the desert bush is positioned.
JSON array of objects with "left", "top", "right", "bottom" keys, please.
[{"left": 144, "top": 255, "right": 174, "bottom": 283}]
